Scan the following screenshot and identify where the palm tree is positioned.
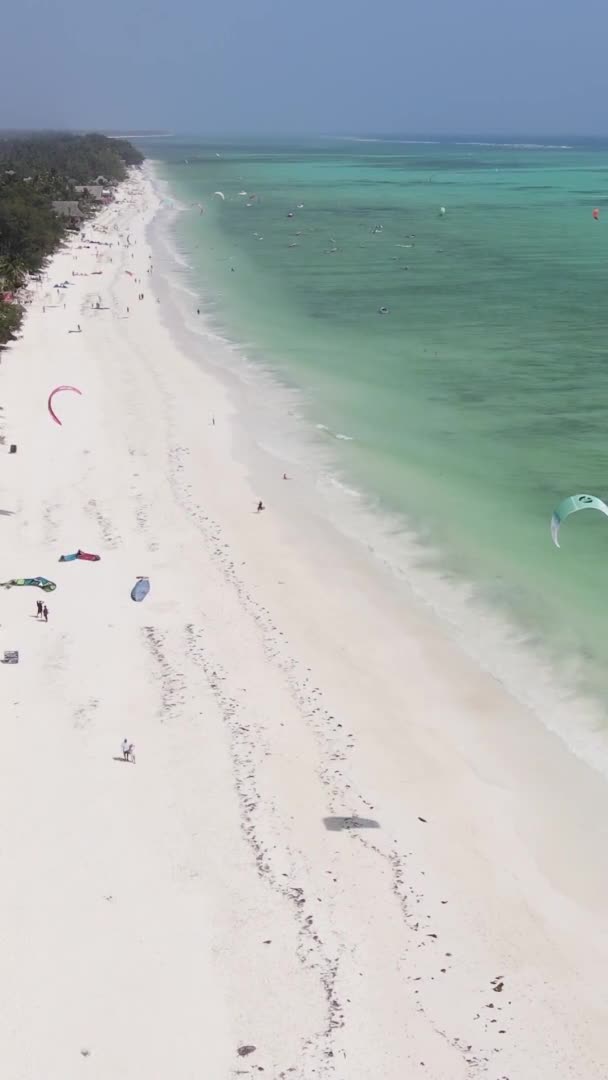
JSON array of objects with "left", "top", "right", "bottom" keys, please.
[
  {"left": 0, "top": 256, "right": 27, "bottom": 291},
  {"left": 0, "top": 296, "right": 22, "bottom": 344}
]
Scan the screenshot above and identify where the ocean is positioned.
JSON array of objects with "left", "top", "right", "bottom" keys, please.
[{"left": 142, "top": 135, "right": 608, "bottom": 748}]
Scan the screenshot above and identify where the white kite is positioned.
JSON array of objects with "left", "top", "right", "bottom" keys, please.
[{"left": 550, "top": 493, "right": 608, "bottom": 548}]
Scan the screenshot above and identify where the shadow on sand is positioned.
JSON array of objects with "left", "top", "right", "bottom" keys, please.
[{"left": 323, "top": 816, "right": 380, "bottom": 832}]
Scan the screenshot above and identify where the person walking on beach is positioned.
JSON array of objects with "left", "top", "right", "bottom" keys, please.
[
  {"left": 42, "top": 604, "right": 49, "bottom": 623},
  {"left": 121, "top": 738, "right": 135, "bottom": 763},
  {"left": 256, "top": 500, "right": 265, "bottom": 513},
  {"left": 36, "top": 599, "right": 43, "bottom": 619}
]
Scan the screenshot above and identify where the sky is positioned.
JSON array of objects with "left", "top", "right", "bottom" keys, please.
[{"left": 1, "top": 0, "right": 606, "bottom": 135}]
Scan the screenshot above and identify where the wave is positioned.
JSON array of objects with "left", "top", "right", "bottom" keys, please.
[
  {"left": 328, "top": 135, "right": 573, "bottom": 150},
  {"left": 316, "top": 423, "right": 354, "bottom": 441},
  {"left": 326, "top": 477, "right": 362, "bottom": 498},
  {"left": 454, "top": 140, "right": 573, "bottom": 150}
]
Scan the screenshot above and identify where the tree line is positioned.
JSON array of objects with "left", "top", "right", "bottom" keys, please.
[{"left": 0, "top": 133, "right": 144, "bottom": 345}]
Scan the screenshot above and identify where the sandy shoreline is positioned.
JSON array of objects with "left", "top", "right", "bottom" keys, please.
[{"left": 0, "top": 166, "right": 607, "bottom": 1078}]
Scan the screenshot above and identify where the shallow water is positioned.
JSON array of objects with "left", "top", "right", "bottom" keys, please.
[{"left": 144, "top": 135, "right": 608, "bottom": 711}]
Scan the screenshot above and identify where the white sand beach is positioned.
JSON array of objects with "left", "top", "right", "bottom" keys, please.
[{"left": 1, "top": 168, "right": 607, "bottom": 1079}]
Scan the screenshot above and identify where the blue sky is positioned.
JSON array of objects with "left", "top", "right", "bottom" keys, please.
[{"left": 2, "top": 0, "right": 606, "bottom": 134}]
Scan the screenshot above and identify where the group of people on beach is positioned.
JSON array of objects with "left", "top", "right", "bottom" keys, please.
[
  {"left": 33, "top": 195, "right": 292, "bottom": 772},
  {"left": 39, "top": 212, "right": 139, "bottom": 769}
]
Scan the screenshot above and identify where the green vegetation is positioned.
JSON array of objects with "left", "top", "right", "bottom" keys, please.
[{"left": 0, "top": 133, "right": 143, "bottom": 346}]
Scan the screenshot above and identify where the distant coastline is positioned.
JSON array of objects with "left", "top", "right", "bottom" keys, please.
[{"left": 105, "top": 132, "right": 174, "bottom": 139}]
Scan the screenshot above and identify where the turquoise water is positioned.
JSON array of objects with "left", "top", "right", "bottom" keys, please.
[{"left": 145, "top": 136, "right": 608, "bottom": 702}]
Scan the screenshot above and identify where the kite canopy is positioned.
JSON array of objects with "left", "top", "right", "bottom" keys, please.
[
  {"left": 131, "top": 576, "right": 150, "bottom": 602},
  {"left": 213, "top": 191, "right": 225, "bottom": 200},
  {"left": 0, "top": 576, "right": 56, "bottom": 592},
  {"left": 59, "top": 550, "right": 100, "bottom": 563},
  {"left": 550, "top": 493, "right": 608, "bottom": 548},
  {"left": 48, "top": 385, "right": 82, "bottom": 426}
]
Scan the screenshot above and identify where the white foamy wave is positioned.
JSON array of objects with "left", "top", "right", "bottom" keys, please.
[
  {"left": 328, "top": 136, "right": 441, "bottom": 146},
  {"left": 326, "top": 477, "right": 362, "bottom": 498},
  {"left": 172, "top": 250, "right": 192, "bottom": 271},
  {"left": 326, "top": 135, "right": 573, "bottom": 151},
  {"left": 454, "top": 140, "right": 573, "bottom": 150},
  {"left": 316, "top": 423, "right": 354, "bottom": 441}
]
